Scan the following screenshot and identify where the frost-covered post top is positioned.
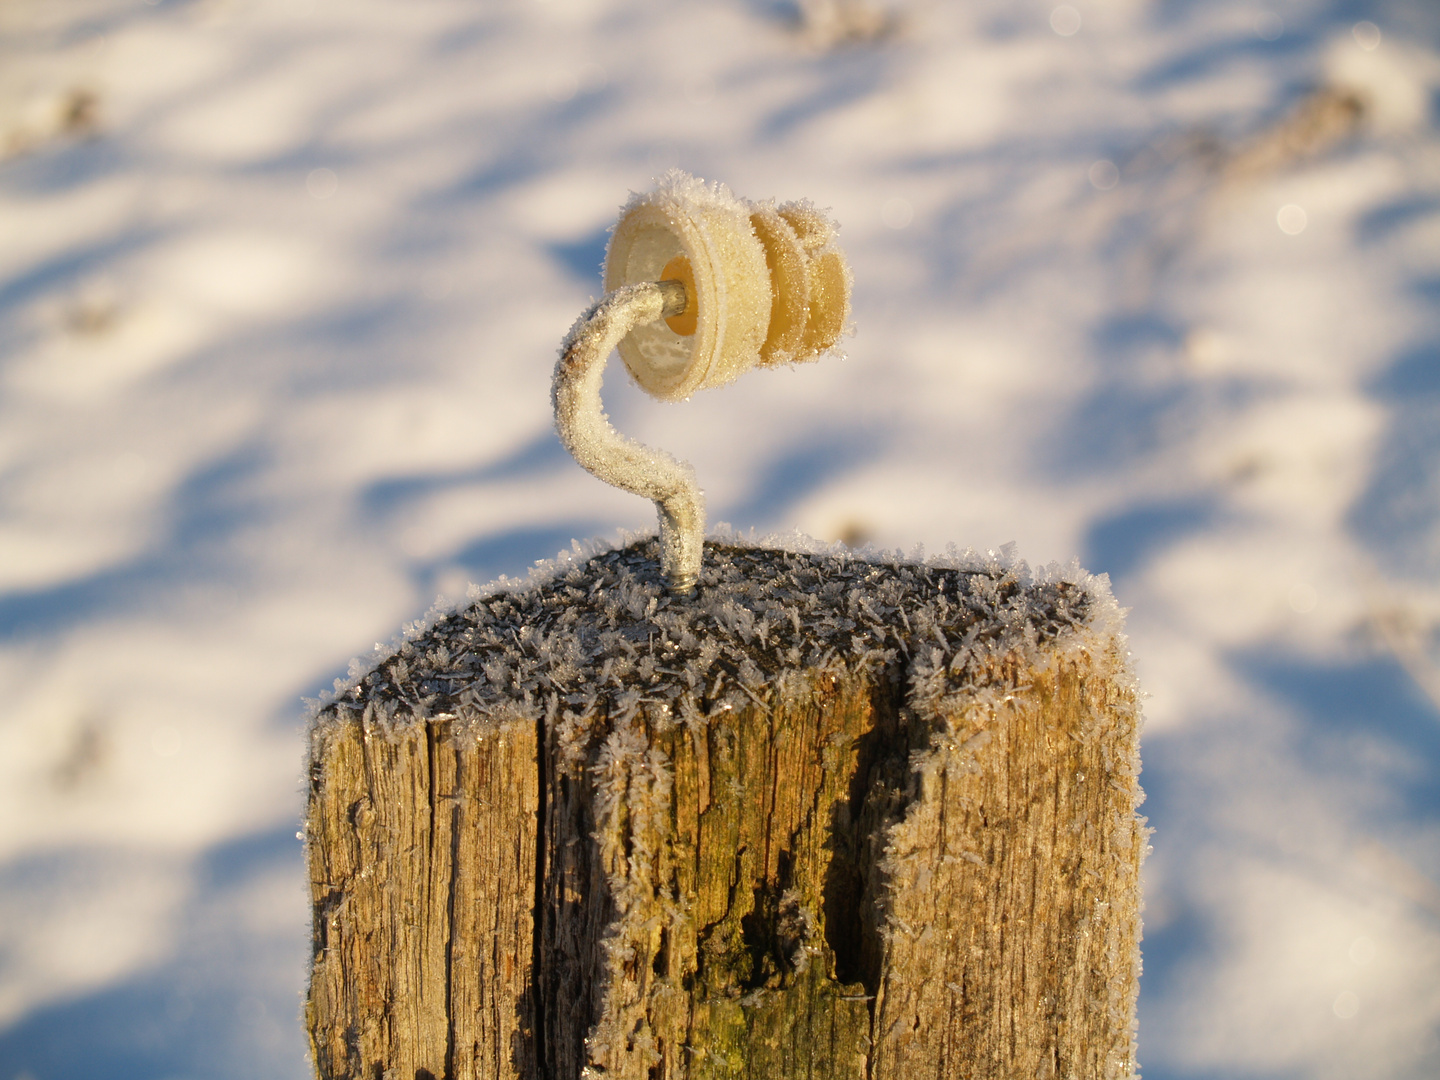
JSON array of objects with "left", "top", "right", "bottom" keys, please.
[{"left": 553, "top": 171, "right": 852, "bottom": 593}]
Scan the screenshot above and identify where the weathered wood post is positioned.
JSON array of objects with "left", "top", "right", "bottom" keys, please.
[
  {"left": 305, "top": 172, "right": 1145, "bottom": 1079},
  {"left": 305, "top": 536, "right": 1145, "bottom": 1080}
]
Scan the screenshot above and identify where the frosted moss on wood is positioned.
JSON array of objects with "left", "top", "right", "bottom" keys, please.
[{"left": 306, "top": 538, "right": 1145, "bottom": 1080}]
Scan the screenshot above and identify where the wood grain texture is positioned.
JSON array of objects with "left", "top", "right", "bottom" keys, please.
[
  {"left": 306, "top": 717, "right": 539, "bottom": 1080},
  {"left": 304, "top": 540, "right": 1144, "bottom": 1080},
  {"left": 870, "top": 652, "right": 1144, "bottom": 1080}
]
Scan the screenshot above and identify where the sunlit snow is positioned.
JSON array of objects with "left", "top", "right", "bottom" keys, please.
[{"left": 1, "top": 1, "right": 1437, "bottom": 1077}]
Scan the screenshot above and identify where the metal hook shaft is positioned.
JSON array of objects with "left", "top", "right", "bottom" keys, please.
[{"left": 552, "top": 281, "right": 703, "bottom": 593}]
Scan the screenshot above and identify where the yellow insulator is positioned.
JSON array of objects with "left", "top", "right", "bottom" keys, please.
[
  {"left": 747, "top": 202, "right": 812, "bottom": 366},
  {"left": 776, "top": 199, "right": 852, "bottom": 359},
  {"left": 564, "top": 172, "right": 854, "bottom": 591},
  {"left": 605, "top": 172, "right": 852, "bottom": 400},
  {"left": 659, "top": 254, "right": 699, "bottom": 337},
  {"left": 604, "top": 171, "right": 773, "bottom": 401}
]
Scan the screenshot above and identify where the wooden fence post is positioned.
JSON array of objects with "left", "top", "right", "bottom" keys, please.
[{"left": 305, "top": 538, "right": 1145, "bottom": 1080}]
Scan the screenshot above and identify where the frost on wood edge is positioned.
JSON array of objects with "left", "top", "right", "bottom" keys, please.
[{"left": 306, "top": 528, "right": 1137, "bottom": 747}]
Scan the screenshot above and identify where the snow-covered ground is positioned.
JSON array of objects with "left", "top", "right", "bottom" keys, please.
[{"left": 1, "top": 0, "right": 1437, "bottom": 1076}]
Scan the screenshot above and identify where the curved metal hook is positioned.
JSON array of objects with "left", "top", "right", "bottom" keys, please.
[{"left": 552, "top": 280, "right": 704, "bottom": 594}]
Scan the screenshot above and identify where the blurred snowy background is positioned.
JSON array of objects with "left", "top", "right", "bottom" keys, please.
[{"left": 1, "top": 0, "right": 1437, "bottom": 1076}]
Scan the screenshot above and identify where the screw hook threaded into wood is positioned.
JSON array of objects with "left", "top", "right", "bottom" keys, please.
[
  {"left": 552, "top": 170, "right": 853, "bottom": 594},
  {"left": 552, "top": 279, "right": 703, "bottom": 593}
]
